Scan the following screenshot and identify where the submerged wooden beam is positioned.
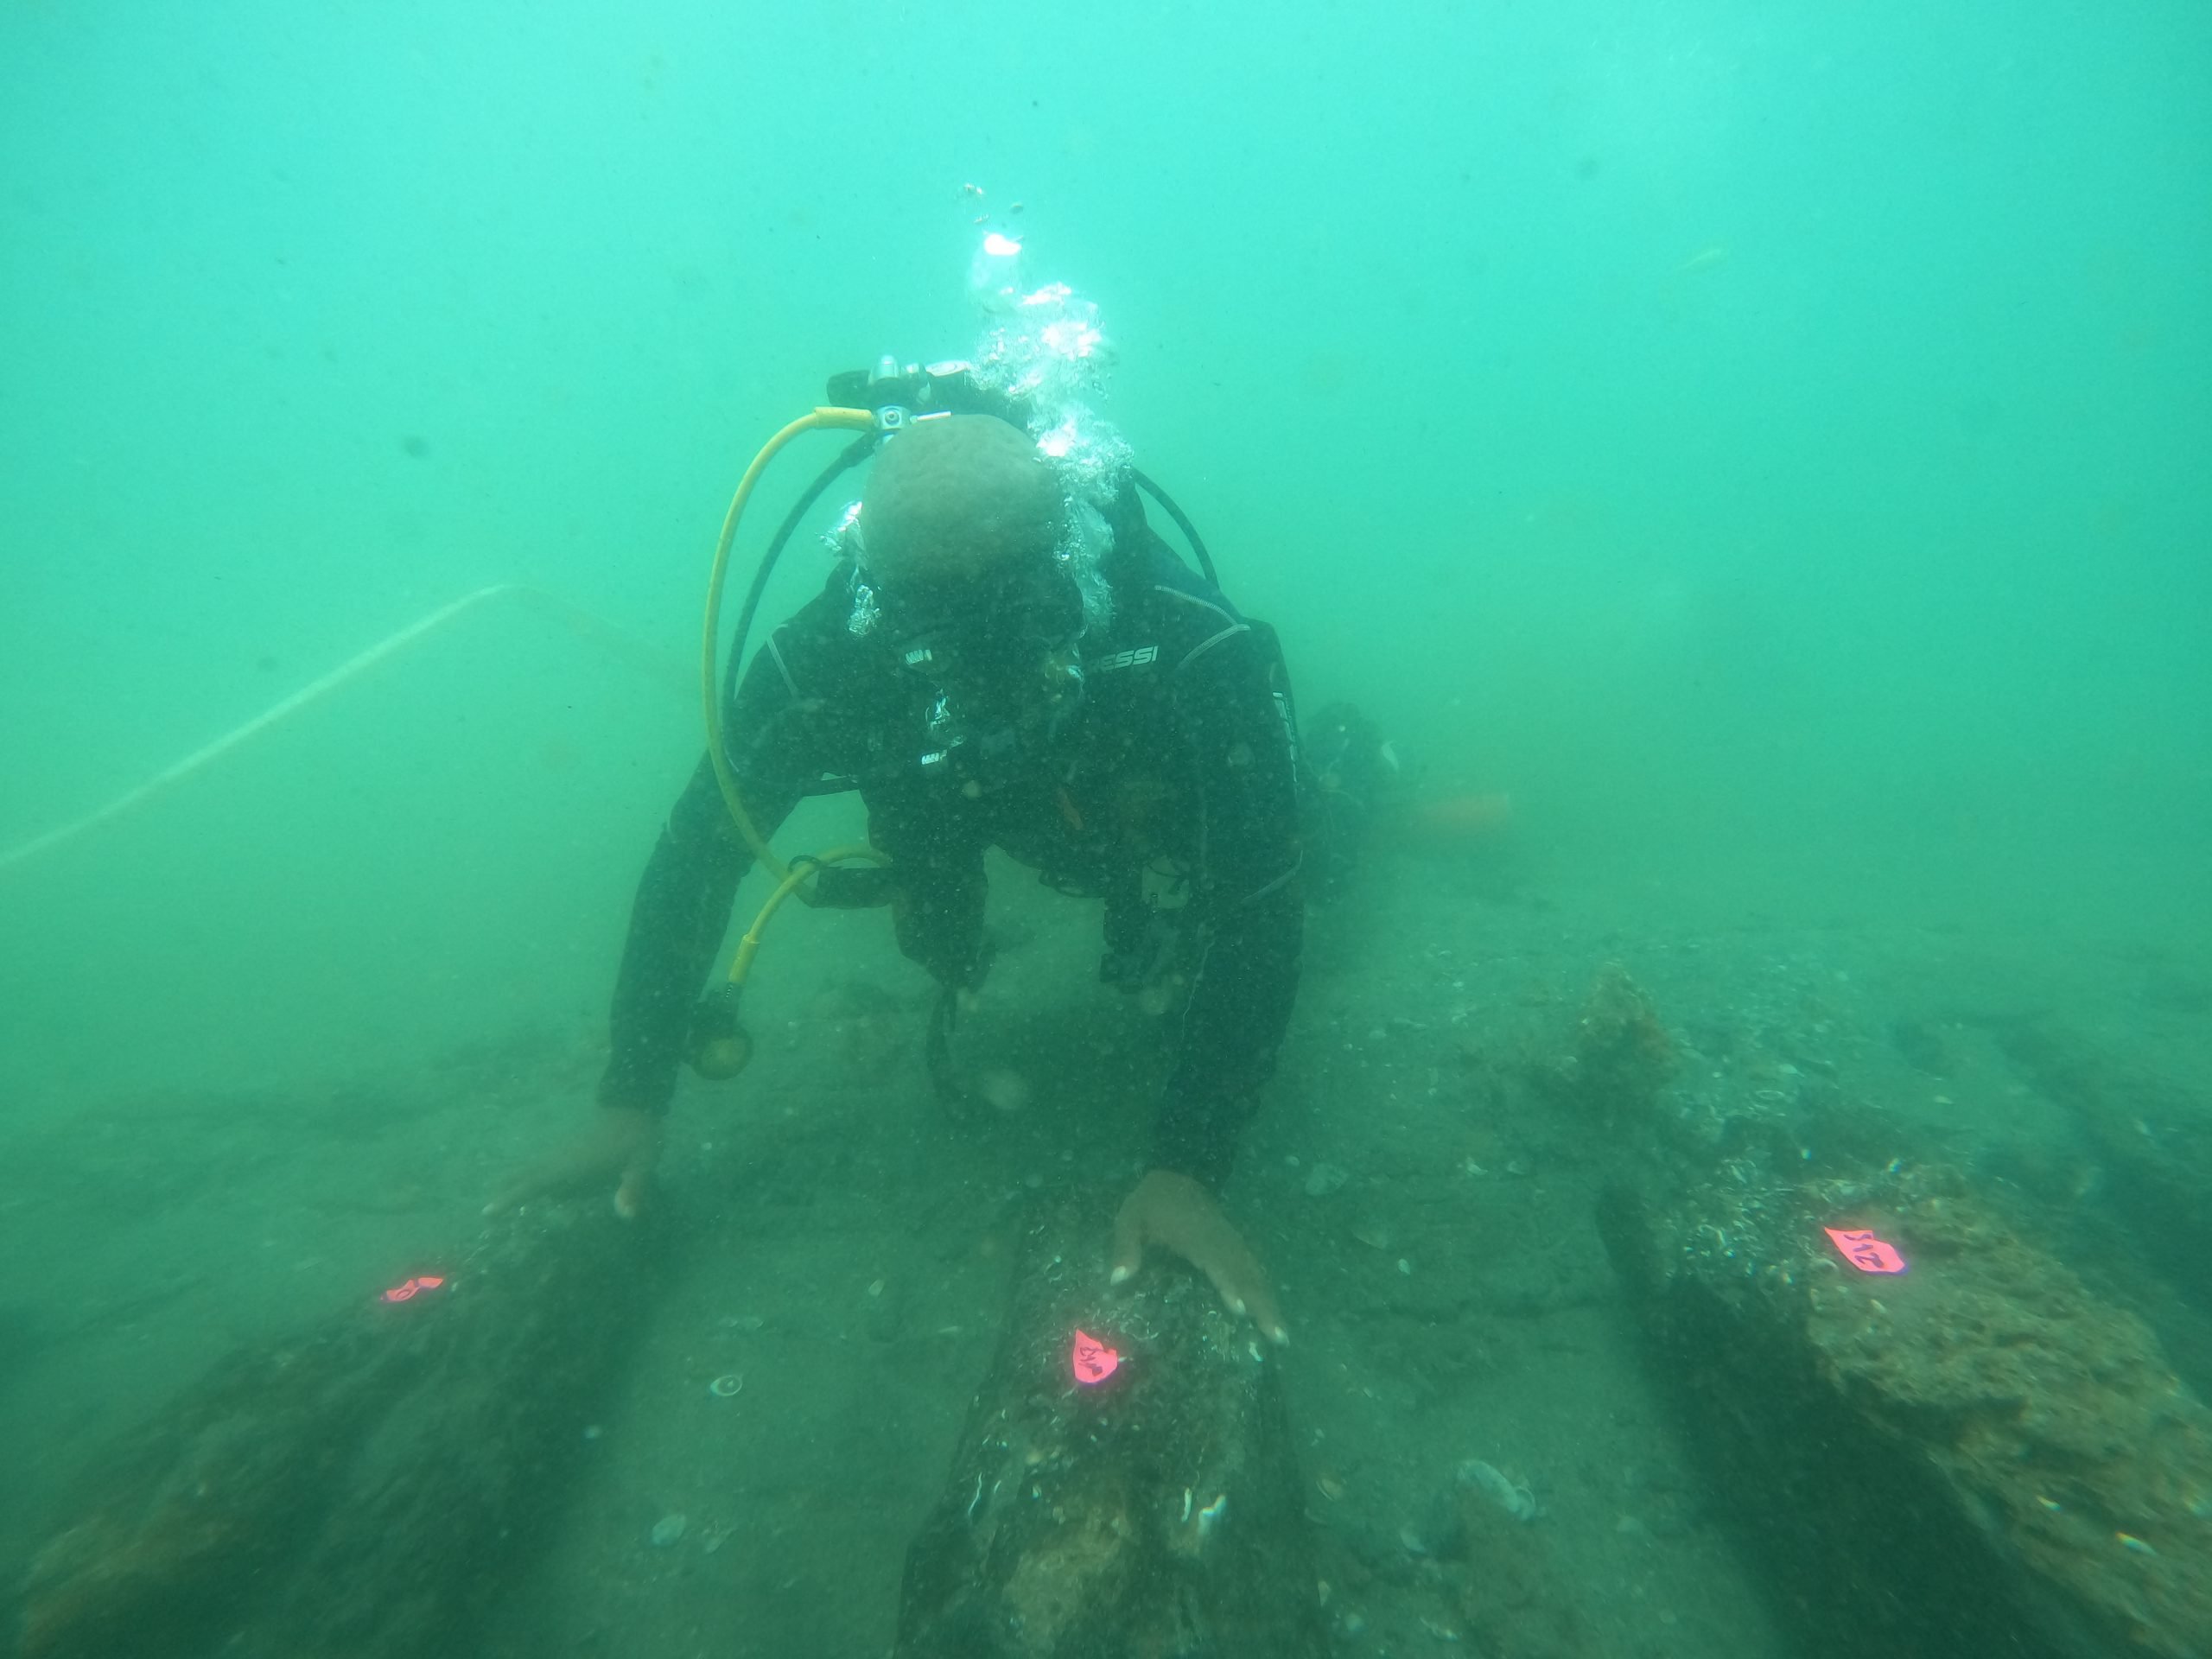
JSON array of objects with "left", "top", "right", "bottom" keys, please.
[
  {"left": 1599, "top": 1158, "right": 2212, "bottom": 1659},
  {"left": 17, "top": 1204, "right": 649, "bottom": 1659},
  {"left": 895, "top": 1201, "right": 1330, "bottom": 1658}
]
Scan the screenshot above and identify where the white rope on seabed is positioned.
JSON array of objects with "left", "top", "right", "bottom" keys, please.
[{"left": 0, "top": 584, "right": 683, "bottom": 879}]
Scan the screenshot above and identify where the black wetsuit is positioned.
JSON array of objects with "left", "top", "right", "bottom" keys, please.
[{"left": 597, "top": 522, "right": 1305, "bottom": 1190}]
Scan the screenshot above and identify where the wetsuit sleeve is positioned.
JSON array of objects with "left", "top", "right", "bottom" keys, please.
[
  {"left": 596, "top": 623, "right": 829, "bottom": 1115},
  {"left": 1149, "top": 626, "right": 1305, "bottom": 1188}
]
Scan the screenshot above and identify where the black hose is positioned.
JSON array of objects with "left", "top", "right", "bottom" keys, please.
[
  {"left": 720, "top": 433, "right": 879, "bottom": 718},
  {"left": 1131, "top": 468, "right": 1219, "bottom": 591}
]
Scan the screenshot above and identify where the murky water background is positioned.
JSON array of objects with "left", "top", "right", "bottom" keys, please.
[{"left": 2, "top": 3, "right": 2205, "bottom": 1654}]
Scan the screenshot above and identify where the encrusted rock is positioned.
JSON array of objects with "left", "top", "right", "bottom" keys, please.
[{"left": 1535, "top": 961, "right": 1675, "bottom": 1121}]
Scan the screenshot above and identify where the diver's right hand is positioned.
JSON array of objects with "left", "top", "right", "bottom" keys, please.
[{"left": 485, "top": 1105, "right": 662, "bottom": 1220}]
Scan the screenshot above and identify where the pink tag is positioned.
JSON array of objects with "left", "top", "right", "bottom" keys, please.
[
  {"left": 1071, "top": 1329, "right": 1121, "bottom": 1384},
  {"left": 1824, "top": 1227, "right": 1906, "bottom": 1274},
  {"left": 379, "top": 1274, "right": 448, "bottom": 1303}
]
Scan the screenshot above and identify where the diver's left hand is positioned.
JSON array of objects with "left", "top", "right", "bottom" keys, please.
[{"left": 1109, "top": 1169, "right": 1288, "bottom": 1346}]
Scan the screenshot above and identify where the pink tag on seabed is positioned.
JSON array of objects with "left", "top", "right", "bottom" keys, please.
[
  {"left": 1071, "top": 1329, "right": 1121, "bottom": 1384},
  {"left": 1824, "top": 1228, "right": 1906, "bottom": 1274},
  {"left": 379, "top": 1274, "right": 448, "bottom": 1303}
]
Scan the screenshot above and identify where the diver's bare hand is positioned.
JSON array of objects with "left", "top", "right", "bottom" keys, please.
[
  {"left": 485, "top": 1106, "right": 661, "bottom": 1220},
  {"left": 1109, "top": 1169, "right": 1288, "bottom": 1345}
]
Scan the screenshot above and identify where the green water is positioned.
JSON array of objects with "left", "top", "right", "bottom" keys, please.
[{"left": 1, "top": 3, "right": 2205, "bottom": 1655}]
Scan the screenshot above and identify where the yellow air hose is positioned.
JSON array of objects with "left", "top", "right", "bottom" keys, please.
[
  {"left": 701, "top": 405, "right": 875, "bottom": 878},
  {"left": 695, "top": 407, "right": 893, "bottom": 1065}
]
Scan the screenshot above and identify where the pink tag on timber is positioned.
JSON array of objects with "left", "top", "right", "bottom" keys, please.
[
  {"left": 1824, "top": 1228, "right": 1906, "bottom": 1274},
  {"left": 1071, "top": 1329, "right": 1121, "bottom": 1384}
]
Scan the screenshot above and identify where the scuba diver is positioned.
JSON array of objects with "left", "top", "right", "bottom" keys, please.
[
  {"left": 496, "top": 378, "right": 1313, "bottom": 1344},
  {"left": 1300, "top": 701, "right": 1397, "bottom": 902}
]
